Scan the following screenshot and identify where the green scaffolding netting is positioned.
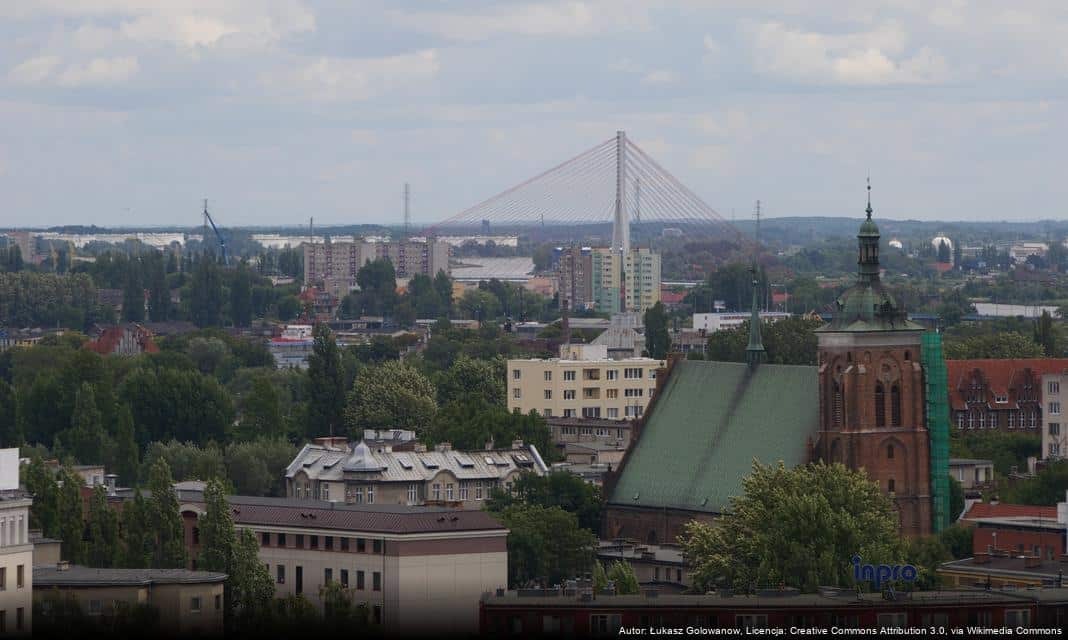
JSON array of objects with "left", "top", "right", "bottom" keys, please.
[{"left": 922, "top": 331, "right": 951, "bottom": 532}]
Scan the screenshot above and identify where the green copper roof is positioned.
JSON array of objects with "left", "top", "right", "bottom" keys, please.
[
  {"left": 608, "top": 360, "right": 818, "bottom": 514},
  {"left": 858, "top": 217, "right": 880, "bottom": 237},
  {"left": 817, "top": 280, "right": 926, "bottom": 333}
]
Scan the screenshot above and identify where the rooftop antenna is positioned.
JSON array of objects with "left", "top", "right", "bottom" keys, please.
[
  {"left": 754, "top": 200, "right": 761, "bottom": 245},
  {"left": 404, "top": 182, "right": 411, "bottom": 237},
  {"left": 309, "top": 216, "right": 314, "bottom": 239}
]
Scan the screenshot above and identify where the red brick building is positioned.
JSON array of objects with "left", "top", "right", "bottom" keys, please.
[
  {"left": 946, "top": 358, "right": 1068, "bottom": 433},
  {"left": 812, "top": 196, "right": 932, "bottom": 537},
  {"left": 962, "top": 502, "right": 1065, "bottom": 561}
]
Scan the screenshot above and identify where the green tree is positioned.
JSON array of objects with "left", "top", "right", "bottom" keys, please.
[
  {"left": 592, "top": 560, "right": 609, "bottom": 594},
  {"left": 434, "top": 355, "right": 505, "bottom": 407},
  {"left": 122, "top": 262, "right": 145, "bottom": 322},
  {"left": 937, "top": 240, "right": 951, "bottom": 264},
  {"left": 319, "top": 582, "right": 370, "bottom": 631},
  {"left": 948, "top": 475, "right": 964, "bottom": 520},
  {"left": 147, "top": 458, "right": 187, "bottom": 568},
  {"left": 643, "top": 301, "right": 671, "bottom": 359},
  {"left": 495, "top": 503, "right": 596, "bottom": 587},
  {"left": 147, "top": 252, "right": 170, "bottom": 322},
  {"left": 943, "top": 332, "right": 1044, "bottom": 359},
  {"left": 344, "top": 360, "right": 437, "bottom": 435},
  {"left": 1003, "top": 459, "right": 1068, "bottom": 505},
  {"left": 433, "top": 270, "right": 454, "bottom": 316},
  {"left": 121, "top": 368, "right": 235, "bottom": 446},
  {"left": 120, "top": 492, "right": 153, "bottom": 568},
  {"left": 307, "top": 324, "right": 346, "bottom": 437},
  {"left": 198, "top": 479, "right": 235, "bottom": 573},
  {"left": 905, "top": 535, "right": 950, "bottom": 590},
  {"left": 939, "top": 524, "right": 974, "bottom": 559},
  {"left": 230, "top": 261, "right": 254, "bottom": 327},
  {"left": 225, "top": 438, "right": 298, "bottom": 497},
  {"left": 57, "top": 466, "right": 87, "bottom": 564},
  {"left": 190, "top": 255, "right": 224, "bottom": 327},
  {"left": 24, "top": 455, "right": 59, "bottom": 537},
  {"left": 606, "top": 560, "right": 640, "bottom": 595},
  {"left": 681, "top": 461, "right": 905, "bottom": 593},
  {"left": 426, "top": 400, "right": 554, "bottom": 458},
  {"left": 1034, "top": 311, "right": 1061, "bottom": 357},
  {"left": 237, "top": 376, "right": 284, "bottom": 440},
  {"left": 111, "top": 405, "right": 140, "bottom": 487},
  {"left": 0, "top": 379, "right": 19, "bottom": 446},
  {"left": 486, "top": 471, "right": 602, "bottom": 532},
  {"left": 142, "top": 440, "right": 226, "bottom": 485},
  {"left": 61, "top": 382, "right": 108, "bottom": 464},
  {"left": 87, "top": 485, "right": 120, "bottom": 568}
]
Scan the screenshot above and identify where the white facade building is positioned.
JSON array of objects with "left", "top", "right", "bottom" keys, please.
[
  {"left": 692, "top": 311, "right": 791, "bottom": 333},
  {"left": 0, "top": 449, "right": 31, "bottom": 635}
]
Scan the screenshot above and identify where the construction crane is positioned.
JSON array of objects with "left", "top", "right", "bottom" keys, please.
[{"left": 202, "top": 199, "right": 228, "bottom": 265}]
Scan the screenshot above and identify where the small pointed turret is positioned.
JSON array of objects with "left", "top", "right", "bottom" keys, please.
[{"left": 746, "top": 265, "right": 766, "bottom": 368}]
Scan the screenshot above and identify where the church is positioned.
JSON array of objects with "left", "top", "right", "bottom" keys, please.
[{"left": 603, "top": 189, "right": 949, "bottom": 544}]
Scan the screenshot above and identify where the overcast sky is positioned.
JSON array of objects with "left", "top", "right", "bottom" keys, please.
[{"left": 1, "top": 1, "right": 1066, "bottom": 228}]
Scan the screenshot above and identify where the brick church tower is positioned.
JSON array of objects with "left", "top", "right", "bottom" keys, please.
[{"left": 814, "top": 184, "right": 933, "bottom": 537}]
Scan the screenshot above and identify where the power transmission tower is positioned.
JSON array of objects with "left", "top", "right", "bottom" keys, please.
[{"left": 404, "top": 182, "right": 411, "bottom": 237}]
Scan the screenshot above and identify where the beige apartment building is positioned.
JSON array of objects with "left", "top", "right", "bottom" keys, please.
[
  {"left": 33, "top": 565, "right": 225, "bottom": 635},
  {"left": 303, "top": 239, "right": 450, "bottom": 286},
  {"left": 178, "top": 494, "right": 507, "bottom": 636},
  {"left": 556, "top": 247, "right": 661, "bottom": 315},
  {"left": 284, "top": 438, "right": 547, "bottom": 508},
  {"left": 1043, "top": 372, "right": 1068, "bottom": 460},
  {"left": 0, "top": 449, "right": 30, "bottom": 636},
  {"left": 507, "top": 345, "right": 666, "bottom": 420}
]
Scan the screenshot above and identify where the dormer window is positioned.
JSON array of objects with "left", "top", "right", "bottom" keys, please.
[{"left": 994, "top": 394, "right": 1008, "bottom": 404}]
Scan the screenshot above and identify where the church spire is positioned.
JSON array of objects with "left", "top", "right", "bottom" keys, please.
[
  {"left": 746, "top": 265, "right": 766, "bottom": 368},
  {"left": 857, "top": 178, "right": 881, "bottom": 283},
  {"left": 866, "top": 176, "right": 873, "bottom": 219}
]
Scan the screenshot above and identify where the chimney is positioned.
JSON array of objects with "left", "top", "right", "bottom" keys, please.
[
  {"left": 104, "top": 473, "right": 118, "bottom": 495},
  {"left": 435, "top": 442, "right": 452, "bottom": 452},
  {"left": 57, "top": 560, "right": 70, "bottom": 571},
  {"left": 485, "top": 440, "right": 495, "bottom": 451},
  {"left": 413, "top": 443, "right": 427, "bottom": 453},
  {"left": 974, "top": 552, "right": 990, "bottom": 565},
  {"left": 511, "top": 439, "right": 524, "bottom": 450}
]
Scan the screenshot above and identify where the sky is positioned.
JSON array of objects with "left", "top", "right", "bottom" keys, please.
[{"left": 1, "top": 1, "right": 1067, "bottom": 228}]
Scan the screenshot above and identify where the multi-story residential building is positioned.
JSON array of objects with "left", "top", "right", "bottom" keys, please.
[
  {"left": 33, "top": 565, "right": 226, "bottom": 636},
  {"left": 284, "top": 438, "right": 548, "bottom": 508},
  {"left": 947, "top": 359, "right": 1068, "bottom": 434},
  {"left": 545, "top": 417, "right": 632, "bottom": 448},
  {"left": 177, "top": 493, "right": 507, "bottom": 635},
  {"left": 269, "top": 324, "right": 314, "bottom": 369},
  {"left": 555, "top": 247, "right": 661, "bottom": 315},
  {"left": 1043, "top": 371, "right": 1068, "bottom": 459},
  {"left": 0, "top": 449, "right": 31, "bottom": 636},
  {"left": 596, "top": 540, "right": 689, "bottom": 592},
  {"left": 303, "top": 239, "right": 449, "bottom": 286},
  {"left": 507, "top": 345, "right": 665, "bottom": 420}
]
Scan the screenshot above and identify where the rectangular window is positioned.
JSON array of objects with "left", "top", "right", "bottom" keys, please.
[
  {"left": 325, "top": 568, "right": 333, "bottom": 584},
  {"left": 325, "top": 536, "right": 333, "bottom": 551},
  {"left": 1050, "top": 402, "right": 1061, "bottom": 415},
  {"left": 606, "top": 408, "right": 619, "bottom": 418},
  {"left": 16, "top": 608, "right": 24, "bottom": 631},
  {"left": 277, "top": 565, "right": 285, "bottom": 584},
  {"left": 512, "top": 388, "right": 521, "bottom": 400},
  {"left": 544, "top": 370, "right": 552, "bottom": 381},
  {"left": 0, "top": 567, "right": 5, "bottom": 590},
  {"left": 582, "top": 407, "right": 601, "bottom": 418},
  {"left": 16, "top": 565, "right": 23, "bottom": 589},
  {"left": 649, "top": 370, "right": 657, "bottom": 379},
  {"left": 278, "top": 533, "right": 286, "bottom": 547},
  {"left": 340, "top": 537, "right": 350, "bottom": 552},
  {"left": 543, "top": 408, "right": 552, "bottom": 417},
  {"left": 446, "top": 483, "right": 454, "bottom": 500},
  {"left": 512, "top": 369, "right": 521, "bottom": 380},
  {"left": 564, "top": 370, "right": 576, "bottom": 381},
  {"left": 476, "top": 481, "right": 484, "bottom": 500},
  {"left": 295, "top": 566, "right": 303, "bottom": 594},
  {"left": 262, "top": 531, "right": 270, "bottom": 546},
  {"left": 354, "top": 486, "right": 363, "bottom": 504},
  {"left": 357, "top": 570, "right": 365, "bottom": 590},
  {"left": 367, "top": 485, "right": 375, "bottom": 504},
  {"left": 544, "top": 389, "right": 552, "bottom": 400},
  {"left": 357, "top": 538, "right": 366, "bottom": 553},
  {"left": 606, "top": 388, "right": 618, "bottom": 399},
  {"left": 459, "top": 482, "right": 469, "bottom": 500},
  {"left": 407, "top": 484, "right": 418, "bottom": 504},
  {"left": 373, "top": 539, "right": 383, "bottom": 554},
  {"left": 341, "top": 569, "right": 349, "bottom": 587},
  {"left": 373, "top": 605, "right": 382, "bottom": 624},
  {"left": 563, "top": 409, "right": 575, "bottom": 417},
  {"left": 296, "top": 534, "right": 304, "bottom": 548},
  {"left": 310, "top": 535, "right": 319, "bottom": 549},
  {"left": 1050, "top": 381, "right": 1060, "bottom": 394},
  {"left": 606, "top": 370, "right": 618, "bottom": 381},
  {"left": 1051, "top": 423, "right": 1061, "bottom": 436},
  {"left": 321, "top": 484, "right": 329, "bottom": 501},
  {"left": 432, "top": 483, "right": 441, "bottom": 500},
  {"left": 215, "top": 594, "right": 222, "bottom": 610},
  {"left": 190, "top": 597, "right": 202, "bottom": 613},
  {"left": 373, "top": 571, "right": 382, "bottom": 591}
]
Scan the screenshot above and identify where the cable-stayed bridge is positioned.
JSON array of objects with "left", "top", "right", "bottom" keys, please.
[{"left": 428, "top": 131, "right": 748, "bottom": 250}]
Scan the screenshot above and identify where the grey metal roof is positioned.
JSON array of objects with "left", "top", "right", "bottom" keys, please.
[
  {"left": 287, "top": 441, "right": 548, "bottom": 484},
  {"left": 34, "top": 565, "right": 227, "bottom": 587}
]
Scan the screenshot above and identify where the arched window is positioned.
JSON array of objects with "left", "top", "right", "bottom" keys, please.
[
  {"left": 833, "top": 380, "right": 844, "bottom": 427},
  {"left": 887, "top": 444, "right": 894, "bottom": 459},
  {"left": 888, "top": 478, "right": 896, "bottom": 493},
  {"left": 891, "top": 384, "right": 902, "bottom": 427},
  {"left": 978, "top": 412, "right": 985, "bottom": 429},
  {"left": 875, "top": 382, "right": 886, "bottom": 427}
]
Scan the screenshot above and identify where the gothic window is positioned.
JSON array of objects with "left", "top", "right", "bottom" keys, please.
[
  {"left": 875, "top": 382, "right": 886, "bottom": 427},
  {"left": 887, "top": 444, "right": 894, "bottom": 459},
  {"left": 967, "top": 412, "right": 975, "bottom": 429},
  {"left": 891, "top": 384, "right": 902, "bottom": 427},
  {"left": 978, "top": 412, "right": 985, "bottom": 429},
  {"left": 888, "top": 478, "right": 896, "bottom": 493},
  {"left": 957, "top": 413, "right": 965, "bottom": 430}
]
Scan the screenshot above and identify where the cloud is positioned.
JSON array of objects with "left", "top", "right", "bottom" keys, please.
[
  {"left": 9, "top": 55, "right": 138, "bottom": 87},
  {"left": 641, "top": 69, "right": 681, "bottom": 85},
  {"left": 262, "top": 50, "right": 440, "bottom": 102},
  {"left": 745, "top": 21, "right": 949, "bottom": 85},
  {"left": 8, "top": 56, "right": 61, "bottom": 85}
]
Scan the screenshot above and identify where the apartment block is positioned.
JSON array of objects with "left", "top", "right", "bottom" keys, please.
[
  {"left": 1043, "top": 372, "right": 1068, "bottom": 460},
  {"left": 0, "top": 449, "right": 31, "bottom": 636},
  {"left": 303, "top": 239, "right": 450, "bottom": 287},
  {"left": 507, "top": 345, "right": 666, "bottom": 420},
  {"left": 178, "top": 494, "right": 507, "bottom": 636},
  {"left": 555, "top": 247, "right": 661, "bottom": 315}
]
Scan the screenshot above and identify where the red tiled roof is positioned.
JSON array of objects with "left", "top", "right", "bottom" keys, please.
[
  {"left": 961, "top": 502, "right": 1059, "bottom": 522},
  {"left": 83, "top": 324, "right": 160, "bottom": 355},
  {"left": 945, "top": 358, "right": 1068, "bottom": 411},
  {"left": 660, "top": 291, "right": 685, "bottom": 304}
]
